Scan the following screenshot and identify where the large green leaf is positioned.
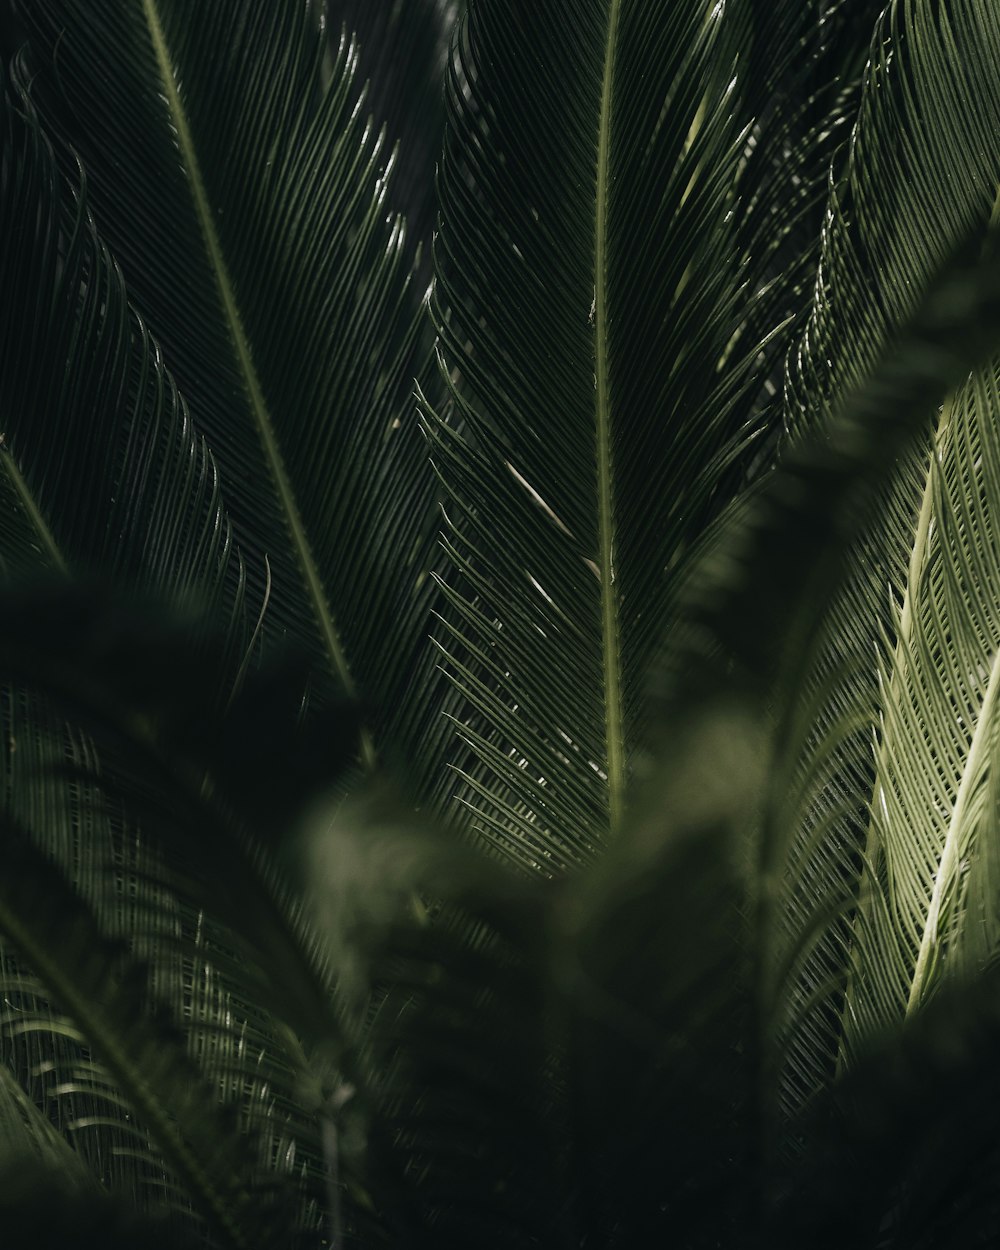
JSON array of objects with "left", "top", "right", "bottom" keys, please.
[
  {"left": 9, "top": 0, "right": 1000, "bottom": 1243},
  {"left": 0, "top": 1057, "right": 91, "bottom": 1179},
  {"left": 13, "top": 0, "right": 445, "bottom": 773},
  {"left": 412, "top": 244, "right": 1000, "bottom": 1246},
  {"left": 0, "top": 4, "right": 470, "bottom": 1231},
  {"left": 0, "top": 66, "right": 239, "bottom": 628},
  {"left": 0, "top": 60, "right": 349, "bottom": 1240},
  {"left": 753, "top": 0, "right": 1000, "bottom": 1112},
  {"left": 0, "top": 582, "right": 392, "bottom": 1242},
  {"left": 348, "top": 199, "right": 1000, "bottom": 1235},
  {"left": 421, "top": 0, "right": 872, "bottom": 872}
]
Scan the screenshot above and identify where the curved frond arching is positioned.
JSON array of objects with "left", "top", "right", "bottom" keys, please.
[
  {"left": 7, "top": 0, "right": 1000, "bottom": 1243},
  {"left": 0, "top": 823, "right": 292, "bottom": 1250},
  {"left": 758, "top": 0, "right": 1000, "bottom": 1112},
  {"left": 0, "top": 1056, "right": 92, "bottom": 1179},
  {"left": 0, "top": 584, "right": 386, "bottom": 1241},
  {"left": 838, "top": 354, "right": 1000, "bottom": 1047}
]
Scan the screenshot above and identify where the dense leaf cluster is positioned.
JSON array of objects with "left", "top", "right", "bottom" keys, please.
[{"left": 3, "top": 1, "right": 1000, "bottom": 1247}]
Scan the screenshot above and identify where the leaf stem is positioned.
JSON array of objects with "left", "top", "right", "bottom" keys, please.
[
  {"left": 1, "top": 445, "right": 68, "bottom": 574},
  {"left": 837, "top": 400, "right": 949, "bottom": 1066},
  {"left": 595, "top": 0, "right": 625, "bottom": 836},
  {"left": 906, "top": 639, "right": 1000, "bottom": 1015}
]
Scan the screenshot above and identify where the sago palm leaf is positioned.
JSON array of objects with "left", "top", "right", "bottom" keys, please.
[
  {"left": 645, "top": 226, "right": 1000, "bottom": 1237},
  {"left": 421, "top": 0, "right": 874, "bottom": 872},
  {"left": 13, "top": 0, "right": 446, "bottom": 775},
  {"left": 838, "top": 0, "right": 1000, "bottom": 1040},
  {"left": 349, "top": 218, "right": 1000, "bottom": 1242},
  {"left": 759, "top": 0, "right": 1000, "bottom": 1110},
  {"left": 0, "top": 821, "right": 294, "bottom": 1250},
  {"left": 0, "top": 59, "right": 356, "bottom": 1241},
  {"left": 9, "top": 0, "right": 1000, "bottom": 1244},
  {"left": 1, "top": 4, "right": 466, "bottom": 1233},
  {"left": 0, "top": 67, "right": 239, "bottom": 624},
  {"left": 0, "top": 587, "right": 395, "bottom": 1243},
  {"left": 0, "top": 1055, "right": 92, "bottom": 1180}
]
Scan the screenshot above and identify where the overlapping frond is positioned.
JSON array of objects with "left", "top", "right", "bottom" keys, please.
[
  {"left": 0, "top": 1055, "right": 91, "bottom": 1177},
  {"left": 0, "top": 821, "right": 300, "bottom": 1250},
  {"left": 0, "top": 63, "right": 351, "bottom": 1239},
  {"left": 0, "top": 584, "right": 389, "bottom": 1242},
  {"left": 422, "top": 0, "right": 872, "bottom": 872},
  {"left": 842, "top": 367, "right": 1000, "bottom": 1041},
  {"left": 6, "top": 0, "right": 1000, "bottom": 1243},
  {"left": 353, "top": 229, "right": 1000, "bottom": 1246},
  {"left": 758, "top": 0, "right": 1000, "bottom": 1111},
  {"left": 13, "top": 0, "right": 444, "bottom": 770}
]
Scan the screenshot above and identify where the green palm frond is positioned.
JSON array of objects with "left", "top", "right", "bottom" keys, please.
[
  {"left": 754, "top": 0, "right": 1000, "bottom": 1110},
  {"left": 0, "top": 1057, "right": 92, "bottom": 1179},
  {"left": 0, "top": 585, "right": 383, "bottom": 1242},
  {"left": 0, "top": 63, "right": 239, "bottom": 631},
  {"left": 350, "top": 216, "right": 1000, "bottom": 1240},
  {"left": 0, "top": 821, "right": 291, "bottom": 1250},
  {"left": 837, "top": 2, "right": 1000, "bottom": 1041},
  {"left": 421, "top": 0, "right": 866, "bottom": 872},
  {"left": 0, "top": 66, "right": 357, "bottom": 1238},
  {"left": 0, "top": 587, "right": 349, "bottom": 1036},
  {"left": 351, "top": 196, "right": 1000, "bottom": 1234},
  {"left": 14, "top": 0, "right": 444, "bottom": 772},
  {"left": 6, "top": 0, "right": 1000, "bottom": 1244},
  {"left": 626, "top": 223, "right": 1000, "bottom": 1214}
]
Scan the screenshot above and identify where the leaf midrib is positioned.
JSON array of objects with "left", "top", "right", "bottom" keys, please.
[
  {"left": 1, "top": 446, "right": 68, "bottom": 573},
  {"left": 595, "top": 0, "right": 625, "bottom": 836},
  {"left": 140, "top": 0, "right": 372, "bottom": 760},
  {"left": 837, "top": 406, "right": 947, "bottom": 1066},
  {"left": 841, "top": 394, "right": 1000, "bottom": 1037},
  {"left": 906, "top": 637, "right": 1000, "bottom": 1014}
]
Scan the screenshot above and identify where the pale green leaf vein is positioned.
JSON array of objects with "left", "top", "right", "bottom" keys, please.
[
  {"left": 838, "top": 403, "right": 947, "bottom": 1063},
  {"left": 1, "top": 445, "right": 68, "bottom": 574},
  {"left": 906, "top": 638, "right": 1000, "bottom": 1015},
  {"left": 596, "top": 0, "right": 625, "bottom": 835}
]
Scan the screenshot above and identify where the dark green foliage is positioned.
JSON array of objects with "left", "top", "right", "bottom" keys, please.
[{"left": 4, "top": 2, "right": 1000, "bottom": 1247}]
